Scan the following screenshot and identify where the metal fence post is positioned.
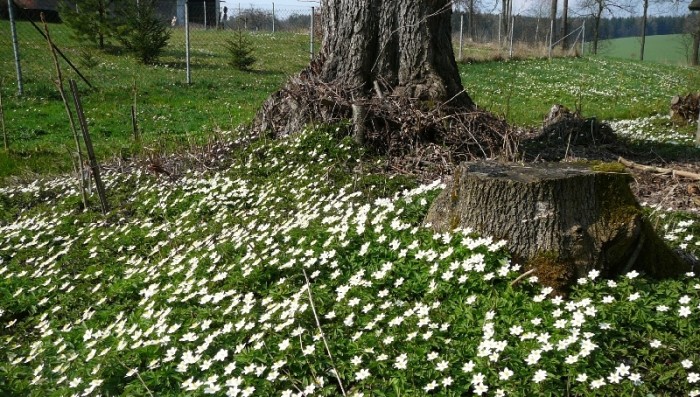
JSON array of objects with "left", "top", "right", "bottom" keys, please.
[
  {"left": 185, "top": 1, "right": 192, "bottom": 84},
  {"left": 459, "top": 13, "right": 464, "bottom": 61},
  {"left": 581, "top": 21, "right": 586, "bottom": 56},
  {"left": 7, "top": 0, "right": 24, "bottom": 96},
  {"left": 272, "top": 3, "right": 275, "bottom": 33},
  {"left": 548, "top": 20, "right": 554, "bottom": 59},
  {"left": 203, "top": 0, "right": 207, "bottom": 28},
  {"left": 310, "top": 7, "right": 315, "bottom": 59},
  {"left": 509, "top": 16, "right": 514, "bottom": 59}
]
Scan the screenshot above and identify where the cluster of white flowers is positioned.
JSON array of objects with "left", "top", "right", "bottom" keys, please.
[
  {"left": 1, "top": 128, "right": 699, "bottom": 396},
  {"left": 609, "top": 114, "right": 697, "bottom": 145}
]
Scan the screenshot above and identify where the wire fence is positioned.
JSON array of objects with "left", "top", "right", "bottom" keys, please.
[
  {"left": 0, "top": 1, "right": 321, "bottom": 95},
  {"left": 1, "top": 0, "right": 587, "bottom": 98}
]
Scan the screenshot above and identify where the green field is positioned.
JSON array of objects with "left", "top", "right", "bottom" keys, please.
[
  {"left": 2, "top": 18, "right": 700, "bottom": 397},
  {"left": 0, "top": 21, "right": 314, "bottom": 179},
  {"left": 2, "top": 21, "right": 699, "bottom": 181},
  {"left": 594, "top": 34, "right": 692, "bottom": 65}
]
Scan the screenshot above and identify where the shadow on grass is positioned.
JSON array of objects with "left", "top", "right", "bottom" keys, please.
[
  {"left": 521, "top": 133, "right": 699, "bottom": 165},
  {"left": 621, "top": 139, "right": 700, "bottom": 164},
  {"left": 0, "top": 148, "right": 73, "bottom": 182},
  {"left": 153, "top": 59, "right": 284, "bottom": 75}
]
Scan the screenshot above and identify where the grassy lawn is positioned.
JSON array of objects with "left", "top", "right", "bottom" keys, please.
[
  {"left": 594, "top": 34, "right": 692, "bottom": 65},
  {"left": 2, "top": 22, "right": 700, "bottom": 181},
  {"left": 0, "top": 21, "right": 312, "bottom": 179},
  {"left": 2, "top": 19, "right": 700, "bottom": 397},
  {"left": 0, "top": 126, "right": 699, "bottom": 396},
  {"left": 462, "top": 55, "right": 700, "bottom": 126}
]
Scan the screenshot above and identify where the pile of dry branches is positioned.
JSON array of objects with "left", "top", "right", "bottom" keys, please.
[
  {"left": 252, "top": 60, "right": 518, "bottom": 170},
  {"left": 533, "top": 104, "right": 616, "bottom": 146}
]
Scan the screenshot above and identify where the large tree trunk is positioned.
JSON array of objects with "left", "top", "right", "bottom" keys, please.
[
  {"left": 254, "top": 0, "right": 474, "bottom": 136},
  {"left": 253, "top": 1, "right": 512, "bottom": 161},
  {"left": 319, "top": 0, "right": 470, "bottom": 104},
  {"left": 424, "top": 162, "right": 691, "bottom": 294}
]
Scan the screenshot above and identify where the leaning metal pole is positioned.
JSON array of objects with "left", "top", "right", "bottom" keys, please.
[
  {"left": 8, "top": 0, "right": 24, "bottom": 95},
  {"left": 459, "top": 14, "right": 464, "bottom": 61},
  {"left": 310, "top": 7, "right": 315, "bottom": 59},
  {"left": 185, "top": 0, "right": 191, "bottom": 84}
]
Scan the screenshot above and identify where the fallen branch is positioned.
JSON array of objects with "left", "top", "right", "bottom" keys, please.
[
  {"left": 510, "top": 268, "right": 537, "bottom": 287},
  {"left": 116, "top": 359, "right": 154, "bottom": 397},
  {"left": 618, "top": 157, "right": 700, "bottom": 181},
  {"left": 302, "top": 269, "right": 347, "bottom": 397}
]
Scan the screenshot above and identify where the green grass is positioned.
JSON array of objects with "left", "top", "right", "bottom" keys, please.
[
  {"left": 462, "top": 56, "right": 700, "bottom": 127},
  {"left": 594, "top": 34, "right": 692, "bottom": 65},
  {"left": 1, "top": 127, "right": 700, "bottom": 396},
  {"left": 0, "top": 21, "right": 313, "bottom": 179},
  {"left": 1, "top": 21, "right": 700, "bottom": 397},
  {"left": 1, "top": 21, "right": 699, "bottom": 182}
]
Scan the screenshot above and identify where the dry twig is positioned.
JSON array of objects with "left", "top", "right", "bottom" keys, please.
[{"left": 618, "top": 156, "right": 700, "bottom": 181}]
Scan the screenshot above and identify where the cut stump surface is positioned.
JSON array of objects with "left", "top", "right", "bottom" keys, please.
[{"left": 425, "top": 162, "right": 691, "bottom": 292}]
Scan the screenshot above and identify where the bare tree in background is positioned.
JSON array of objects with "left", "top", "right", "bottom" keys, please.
[
  {"left": 467, "top": 0, "right": 477, "bottom": 41},
  {"left": 640, "top": 0, "right": 650, "bottom": 60},
  {"left": 577, "top": 0, "right": 632, "bottom": 55},
  {"left": 503, "top": 0, "right": 513, "bottom": 43},
  {"left": 561, "top": 0, "right": 569, "bottom": 49},
  {"left": 550, "top": 0, "right": 558, "bottom": 45},
  {"left": 638, "top": 1, "right": 686, "bottom": 61},
  {"left": 455, "top": 0, "right": 500, "bottom": 42}
]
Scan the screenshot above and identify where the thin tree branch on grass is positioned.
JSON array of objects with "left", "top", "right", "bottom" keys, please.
[
  {"left": 41, "top": 13, "right": 89, "bottom": 209},
  {"left": 302, "top": 268, "right": 348, "bottom": 397},
  {"left": 618, "top": 156, "right": 700, "bottom": 181}
]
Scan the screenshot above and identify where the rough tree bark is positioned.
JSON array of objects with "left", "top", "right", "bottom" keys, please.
[
  {"left": 253, "top": 0, "right": 479, "bottom": 139},
  {"left": 252, "top": 0, "right": 514, "bottom": 160},
  {"left": 425, "top": 162, "right": 691, "bottom": 293},
  {"left": 320, "top": 1, "right": 469, "bottom": 103}
]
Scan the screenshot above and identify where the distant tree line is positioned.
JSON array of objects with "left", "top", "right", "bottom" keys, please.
[
  {"left": 218, "top": 8, "right": 312, "bottom": 32},
  {"left": 449, "top": 12, "right": 691, "bottom": 42},
  {"left": 592, "top": 15, "right": 688, "bottom": 38}
]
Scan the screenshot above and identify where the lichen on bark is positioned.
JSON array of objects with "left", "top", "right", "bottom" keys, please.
[{"left": 425, "top": 162, "right": 691, "bottom": 293}]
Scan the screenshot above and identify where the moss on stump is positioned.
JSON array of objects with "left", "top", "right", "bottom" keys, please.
[{"left": 424, "top": 162, "right": 690, "bottom": 293}]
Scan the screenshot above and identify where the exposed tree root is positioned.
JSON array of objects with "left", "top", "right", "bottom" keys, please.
[{"left": 252, "top": 61, "right": 518, "bottom": 166}]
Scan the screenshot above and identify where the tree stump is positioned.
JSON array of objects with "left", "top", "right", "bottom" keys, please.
[
  {"left": 670, "top": 93, "right": 700, "bottom": 125},
  {"left": 424, "top": 162, "right": 691, "bottom": 293}
]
